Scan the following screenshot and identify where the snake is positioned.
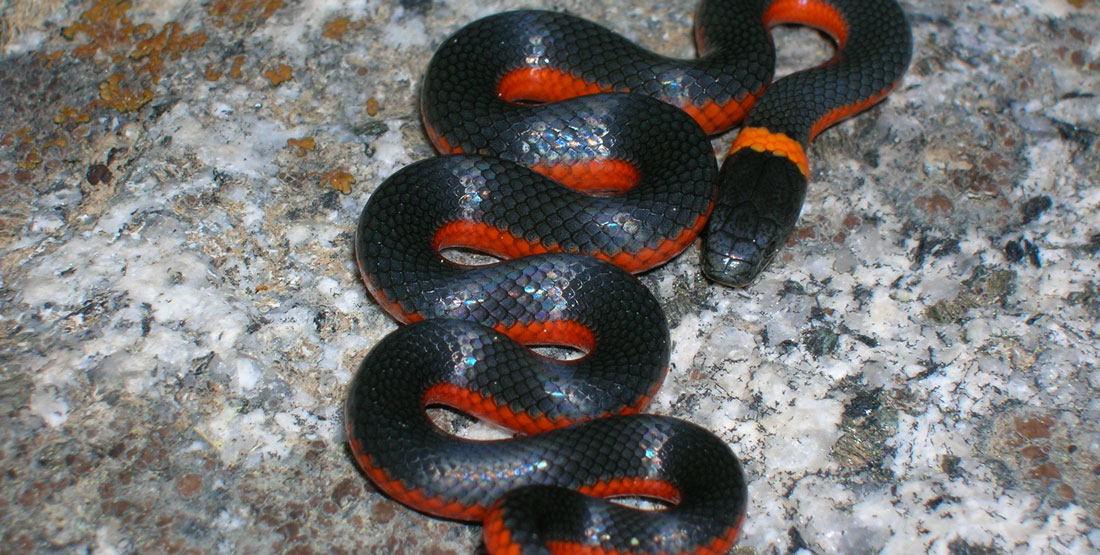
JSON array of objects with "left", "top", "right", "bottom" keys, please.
[{"left": 345, "top": 0, "right": 912, "bottom": 552}]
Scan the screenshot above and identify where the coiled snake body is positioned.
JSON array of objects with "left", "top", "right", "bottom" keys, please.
[{"left": 346, "top": 0, "right": 912, "bottom": 552}]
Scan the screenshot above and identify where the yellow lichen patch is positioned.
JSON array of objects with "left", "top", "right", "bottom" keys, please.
[
  {"left": 60, "top": 0, "right": 147, "bottom": 61},
  {"left": 1, "top": 127, "right": 32, "bottom": 148},
  {"left": 208, "top": 0, "right": 286, "bottom": 26},
  {"left": 15, "top": 0, "right": 282, "bottom": 208},
  {"left": 22, "top": 0, "right": 291, "bottom": 204},
  {"left": 54, "top": 105, "right": 91, "bottom": 125},
  {"left": 263, "top": 63, "right": 294, "bottom": 86},
  {"left": 322, "top": 169, "right": 356, "bottom": 193},
  {"left": 49, "top": 0, "right": 206, "bottom": 117},
  {"left": 207, "top": 1, "right": 231, "bottom": 20},
  {"left": 131, "top": 22, "right": 207, "bottom": 83},
  {"left": 99, "top": 72, "right": 154, "bottom": 112},
  {"left": 18, "top": 148, "right": 42, "bottom": 170},
  {"left": 16, "top": 126, "right": 33, "bottom": 137},
  {"left": 229, "top": 56, "right": 246, "bottom": 79},
  {"left": 288, "top": 137, "right": 316, "bottom": 157},
  {"left": 323, "top": 17, "right": 351, "bottom": 40},
  {"left": 39, "top": 50, "right": 65, "bottom": 68},
  {"left": 44, "top": 137, "right": 69, "bottom": 151}
]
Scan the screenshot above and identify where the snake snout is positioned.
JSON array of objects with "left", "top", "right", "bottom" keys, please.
[{"left": 701, "top": 231, "right": 761, "bottom": 288}]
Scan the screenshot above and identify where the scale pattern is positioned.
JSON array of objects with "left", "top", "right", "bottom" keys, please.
[
  {"left": 347, "top": 0, "right": 912, "bottom": 552},
  {"left": 703, "top": 0, "right": 913, "bottom": 285}
]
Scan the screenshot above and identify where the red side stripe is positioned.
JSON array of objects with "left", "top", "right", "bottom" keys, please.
[
  {"left": 498, "top": 66, "right": 760, "bottom": 135},
  {"left": 347, "top": 438, "right": 488, "bottom": 521},
  {"left": 432, "top": 216, "right": 709, "bottom": 274},
  {"left": 763, "top": 0, "right": 849, "bottom": 48}
]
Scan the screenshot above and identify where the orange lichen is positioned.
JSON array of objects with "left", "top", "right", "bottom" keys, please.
[
  {"left": 99, "top": 72, "right": 153, "bottom": 112},
  {"left": 323, "top": 17, "right": 351, "bottom": 40},
  {"left": 323, "top": 169, "right": 356, "bottom": 193},
  {"left": 19, "top": 0, "right": 303, "bottom": 206},
  {"left": 264, "top": 63, "right": 294, "bottom": 86},
  {"left": 38, "top": 50, "right": 65, "bottom": 68},
  {"left": 208, "top": 0, "right": 285, "bottom": 26},
  {"left": 60, "top": 0, "right": 147, "bottom": 61},
  {"left": 229, "top": 56, "right": 246, "bottom": 79},
  {"left": 55, "top": 105, "right": 90, "bottom": 125},
  {"left": 208, "top": 1, "right": 232, "bottom": 19},
  {"left": 287, "top": 137, "right": 316, "bottom": 156},
  {"left": 17, "top": 149, "right": 42, "bottom": 170},
  {"left": 47, "top": 0, "right": 205, "bottom": 121},
  {"left": 1, "top": 127, "right": 32, "bottom": 148},
  {"left": 366, "top": 97, "right": 381, "bottom": 116},
  {"left": 131, "top": 22, "right": 207, "bottom": 83}
]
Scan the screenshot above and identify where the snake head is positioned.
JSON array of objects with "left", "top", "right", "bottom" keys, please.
[
  {"left": 701, "top": 219, "right": 771, "bottom": 288},
  {"left": 702, "top": 148, "right": 808, "bottom": 287}
]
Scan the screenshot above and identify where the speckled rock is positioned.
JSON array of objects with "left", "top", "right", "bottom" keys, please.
[{"left": 1, "top": 0, "right": 1098, "bottom": 552}]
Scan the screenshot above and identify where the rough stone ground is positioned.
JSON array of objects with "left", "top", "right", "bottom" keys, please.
[{"left": 1, "top": 0, "right": 1098, "bottom": 553}]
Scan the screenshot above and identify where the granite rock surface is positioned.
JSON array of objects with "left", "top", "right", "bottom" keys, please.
[{"left": 1, "top": 0, "right": 1098, "bottom": 552}]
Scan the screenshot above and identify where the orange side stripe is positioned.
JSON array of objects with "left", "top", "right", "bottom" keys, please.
[
  {"left": 483, "top": 481, "right": 743, "bottom": 555},
  {"left": 433, "top": 221, "right": 554, "bottom": 263},
  {"left": 677, "top": 89, "right": 765, "bottom": 135},
  {"left": 498, "top": 66, "right": 758, "bottom": 135},
  {"left": 347, "top": 438, "right": 488, "bottom": 521},
  {"left": 530, "top": 160, "right": 641, "bottom": 194},
  {"left": 495, "top": 320, "right": 596, "bottom": 353},
  {"left": 483, "top": 503, "right": 520, "bottom": 555},
  {"left": 574, "top": 477, "right": 680, "bottom": 504},
  {"left": 360, "top": 270, "right": 423, "bottom": 324},
  {"left": 809, "top": 87, "right": 897, "bottom": 140},
  {"left": 763, "top": 0, "right": 849, "bottom": 48},
  {"left": 423, "top": 115, "right": 464, "bottom": 154},
  {"left": 432, "top": 216, "right": 708, "bottom": 274},
  {"left": 422, "top": 348, "right": 658, "bottom": 437},
  {"left": 424, "top": 383, "right": 577, "bottom": 434},
  {"left": 498, "top": 67, "right": 616, "bottom": 103}
]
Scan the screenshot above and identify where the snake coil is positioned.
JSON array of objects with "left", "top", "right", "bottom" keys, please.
[{"left": 346, "top": 0, "right": 911, "bottom": 552}]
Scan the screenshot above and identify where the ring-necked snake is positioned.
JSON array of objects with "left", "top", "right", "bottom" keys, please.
[{"left": 346, "top": 0, "right": 912, "bottom": 553}]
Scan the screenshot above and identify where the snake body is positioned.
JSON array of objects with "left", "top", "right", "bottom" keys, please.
[{"left": 346, "top": 0, "right": 912, "bottom": 552}]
